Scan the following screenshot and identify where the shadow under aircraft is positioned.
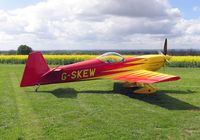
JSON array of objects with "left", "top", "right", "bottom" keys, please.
[{"left": 32, "top": 82, "right": 199, "bottom": 111}]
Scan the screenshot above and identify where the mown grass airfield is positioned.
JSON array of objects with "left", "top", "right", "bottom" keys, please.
[{"left": 0, "top": 64, "right": 200, "bottom": 139}]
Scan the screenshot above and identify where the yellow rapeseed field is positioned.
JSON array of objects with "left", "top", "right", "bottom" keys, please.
[
  {"left": 170, "top": 56, "right": 200, "bottom": 62},
  {"left": 169, "top": 56, "right": 200, "bottom": 67},
  {"left": 0, "top": 55, "right": 98, "bottom": 65},
  {"left": 0, "top": 55, "right": 200, "bottom": 67}
]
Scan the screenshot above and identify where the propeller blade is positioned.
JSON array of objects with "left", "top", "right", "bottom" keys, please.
[
  {"left": 163, "top": 38, "right": 167, "bottom": 55},
  {"left": 160, "top": 38, "right": 170, "bottom": 72}
]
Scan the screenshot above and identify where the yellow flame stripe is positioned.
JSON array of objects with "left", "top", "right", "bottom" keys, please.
[{"left": 85, "top": 69, "right": 176, "bottom": 84}]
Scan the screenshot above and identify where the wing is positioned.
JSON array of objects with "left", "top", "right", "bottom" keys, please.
[{"left": 112, "top": 70, "right": 180, "bottom": 84}]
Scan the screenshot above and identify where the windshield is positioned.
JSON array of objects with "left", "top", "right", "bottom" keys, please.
[{"left": 97, "top": 52, "right": 125, "bottom": 63}]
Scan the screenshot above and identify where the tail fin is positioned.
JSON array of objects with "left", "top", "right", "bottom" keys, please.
[{"left": 20, "top": 52, "right": 49, "bottom": 87}]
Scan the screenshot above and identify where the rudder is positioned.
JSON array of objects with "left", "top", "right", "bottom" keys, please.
[{"left": 20, "top": 52, "right": 49, "bottom": 87}]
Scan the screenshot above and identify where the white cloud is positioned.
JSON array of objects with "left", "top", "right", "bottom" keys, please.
[
  {"left": 174, "top": 19, "right": 200, "bottom": 35},
  {"left": 97, "top": 0, "right": 181, "bottom": 18},
  {"left": 193, "top": 6, "right": 200, "bottom": 12},
  {"left": 0, "top": 0, "right": 199, "bottom": 50}
]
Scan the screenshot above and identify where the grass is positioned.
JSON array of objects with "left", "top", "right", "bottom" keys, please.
[{"left": 0, "top": 64, "right": 200, "bottom": 139}]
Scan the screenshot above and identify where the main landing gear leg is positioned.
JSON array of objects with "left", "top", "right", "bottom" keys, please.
[
  {"left": 134, "top": 84, "right": 157, "bottom": 94},
  {"left": 35, "top": 84, "right": 40, "bottom": 92},
  {"left": 122, "top": 82, "right": 157, "bottom": 94},
  {"left": 122, "top": 82, "right": 138, "bottom": 88}
]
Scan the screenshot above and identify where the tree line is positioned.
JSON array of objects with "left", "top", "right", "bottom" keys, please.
[{"left": 1, "top": 45, "right": 200, "bottom": 55}]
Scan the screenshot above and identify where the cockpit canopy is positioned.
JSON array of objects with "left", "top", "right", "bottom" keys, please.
[{"left": 97, "top": 52, "right": 125, "bottom": 63}]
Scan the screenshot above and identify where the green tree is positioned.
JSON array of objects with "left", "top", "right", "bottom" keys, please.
[{"left": 17, "top": 45, "right": 33, "bottom": 55}]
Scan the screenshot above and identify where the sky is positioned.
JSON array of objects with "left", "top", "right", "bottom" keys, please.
[
  {"left": 170, "top": 0, "right": 200, "bottom": 19},
  {"left": 0, "top": 0, "right": 200, "bottom": 50}
]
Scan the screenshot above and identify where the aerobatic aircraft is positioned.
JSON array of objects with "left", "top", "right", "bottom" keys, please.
[{"left": 20, "top": 39, "right": 180, "bottom": 94}]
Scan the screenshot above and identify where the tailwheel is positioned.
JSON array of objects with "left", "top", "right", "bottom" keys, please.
[
  {"left": 35, "top": 84, "right": 40, "bottom": 92},
  {"left": 133, "top": 84, "right": 157, "bottom": 94}
]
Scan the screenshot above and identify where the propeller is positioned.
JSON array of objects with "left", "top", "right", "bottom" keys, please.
[
  {"left": 159, "top": 38, "right": 171, "bottom": 70},
  {"left": 163, "top": 38, "right": 167, "bottom": 55}
]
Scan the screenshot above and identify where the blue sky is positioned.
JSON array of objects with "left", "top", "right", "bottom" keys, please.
[
  {"left": 0, "top": 0, "right": 200, "bottom": 50},
  {"left": 170, "top": 0, "right": 200, "bottom": 19},
  {"left": 0, "top": 0, "right": 43, "bottom": 10}
]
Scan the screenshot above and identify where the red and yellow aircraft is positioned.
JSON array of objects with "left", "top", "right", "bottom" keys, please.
[{"left": 20, "top": 39, "right": 180, "bottom": 94}]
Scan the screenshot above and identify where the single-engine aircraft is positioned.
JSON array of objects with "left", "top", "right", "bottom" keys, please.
[{"left": 20, "top": 39, "right": 180, "bottom": 94}]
